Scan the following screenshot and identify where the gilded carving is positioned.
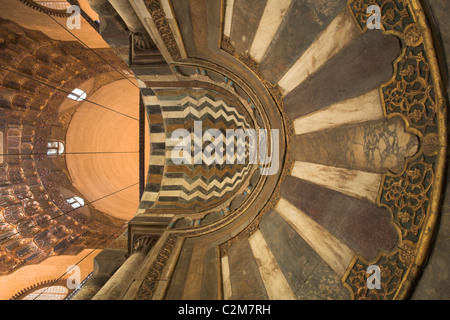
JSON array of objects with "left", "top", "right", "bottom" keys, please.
[
  {"left": 105, "top": 238, "right": 128, "bottom": 251},
  {"left": 383, "top": 47, "right": 436, "bottom": 135},
  {"left": 382, "top": 156, "right": 434, "bottom": 241},
  {"left": 349, "top": 0, "right": 413, "bottom": 33},
  {"left": 345, "top": 253, "right": 405, "bottom": 300},
  {"left": 144, "top": 0, "right": 182, "bottom": 61},
  {"left": 404, "top": 23, "right": 422, "bottom": 47},
  {"left": 135, "top": 234, "right": 178, "bottom": 300},
  {"left": 422, "top": 133, "right": 439, "bottom": 156},
  {"left": 344, "top": 0, "right": 446, "bottom": 299}
]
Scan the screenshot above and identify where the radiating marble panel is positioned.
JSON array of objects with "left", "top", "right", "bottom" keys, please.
[
  {"left": 229, "top": 0, "right": 267, "bottom": 55},
  {"left": 260, "top": 0, "right": 346, "bottom": 83},
  {"left": 275, "top": 198, "right": 355, "bottom": 276},
  {"left": 291, "top": 161, "right": 382, "bottom": 203},
  {"left": 280, "top": 176, "right": 399, "bottom": 259},
  {"left": 259, "top": 209, "right": 321, "bottom": 294},
  {"left": 227, "top": 238, "right": 269, "bottom": 300},
  {"left": 249, "top": 0, "right": 293, "bottom": 62},
  {"left": 249, "top": 230, "right": 296, "bottom": 299},
  {"left": 292, "top": 89, "right": 383, "bottom": 135},
  {"left": 293, "top": 117, "right": 419, "bottom": 174},
  {"left": 283, "top": 30, "right": 401, "bottom": 120},
  {"left": 278, "top": 9, "right": 360, "bottom": 94}
]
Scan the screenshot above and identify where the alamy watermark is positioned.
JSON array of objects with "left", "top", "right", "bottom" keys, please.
[
  {"left": 367, "top": 5, "right": 382, "bottom": 30},
  {"left": 366, "top": 265, "right": 381, "bottom": 290},
  {"left": 67, "top": 5, "right": 81, "bottom": 30},
  {"left": 66, "top": 265, "right": 81, "bottom": 290},
  {"left": 169, "top": 121, "right": 280, "bottom": 176},
  {"left": 66, "top": 4, "right": 382, "bottom": 30}
]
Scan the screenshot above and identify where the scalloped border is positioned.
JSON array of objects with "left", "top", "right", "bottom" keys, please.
[{"left": 342, "top": 0, "right": 447, "bottom": 300}]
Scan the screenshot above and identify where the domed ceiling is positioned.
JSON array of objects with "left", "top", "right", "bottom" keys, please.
[
  {"left": 66, "top": 78, "right": 147, "bottom": 221},
  {"left": 0, "top": 9, "right": 139, "bottom": 292}
]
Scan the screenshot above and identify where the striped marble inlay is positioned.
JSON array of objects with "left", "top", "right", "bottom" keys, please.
[
  {"left": 278, "top": 9, "right": 361, "bottom": 95},
  {"left": 249, "top": 0, "right": 293, "bottom": 62},
  {"left": 182, "top": 244, "right": 207, "bottom": 299},
  {"left": 279, "top": 176, "right": 399, "bottom": 259},
  {"left": 292, "top": 117, "right": 419, "bottom": 174},
  {"left": 249, "top": 230, "right": 297, "bottom": 299},
  {"left": 275, "top": 198, "right": 355, "bottom": 276},
  {"left": 291, "top": 161, "right": 382, "bottom": 204},
  {"left": 150, "top": 89, "right": 253, "bottom": 209},
  {"left": 138, "top": 88, "right": 165, "bottom": 212},
  {"left": 223, "top": 0, "right": 235, "bottom": 37},
  {"left": 293, "top": 89, "right": 384, "bottom": 135},
  {"left": 221, "top": 255, "right": 233, "bottom": 300}
]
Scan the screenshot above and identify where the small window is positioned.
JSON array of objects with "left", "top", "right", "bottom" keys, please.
[
  {"left": 67, "top": 88, "right": 86, "bottom": 102},
  {"left": 66, "top": 196, "right": 84, "bottom": 209},
  {"left": 47, "top": 141, "right": 64, "bottom": 156}
]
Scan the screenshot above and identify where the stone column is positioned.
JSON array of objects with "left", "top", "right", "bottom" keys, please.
[
  {"left": 108, "top": 0, "right": 146, "bottom": 33},
  {"left": 86, "top": 0, "right": 117, "bottom": 16},
  {"left": 70, "top": 274, "right": 110, "bottom": 300},
  {"left": 86, "top": 0, "right": 130, "bottom": 51},
  {"left": 92, "top": 237, "right": 153, "bottom": 300},
  {"left": 70, "top": 248, "right": 126, "bottom": 300}
]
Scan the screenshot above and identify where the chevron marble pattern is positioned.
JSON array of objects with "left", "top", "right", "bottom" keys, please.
[{"left": 140, "top": 88, "right": 255, "bottom": 210}]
